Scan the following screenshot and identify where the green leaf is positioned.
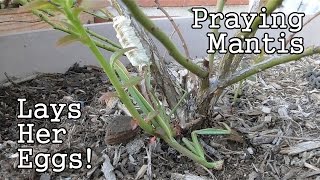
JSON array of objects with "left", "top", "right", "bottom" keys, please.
[
  {"left": 73, "top": 7, "right": 84, "bottom": 18},
  {"left": 56, "top": 35, "right": 79, "bottom": 47},
  {"left": 22, "top": 0, "right": 57, "bottom": 11},
  {"left": 110, "top": 47, "right": 135, "bottom": 67},
  {"left": 51, "top": 0, "right": 63, "bottom": 4},
  {"left": 145, "top": 111, "right": 159, "bottom": 122},
  {"left": 122, "top": 76, "right": 143, "bottom": 88},
  {"left": 78, "top": 0, "right": 108, "bottom": 10},
  {"left": 66, "top": 0, "right": 74, "bottom": 8}
]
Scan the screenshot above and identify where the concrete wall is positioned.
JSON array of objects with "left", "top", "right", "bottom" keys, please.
[{"left": 1, "top": 14, "right": 320, "bottom": 83}]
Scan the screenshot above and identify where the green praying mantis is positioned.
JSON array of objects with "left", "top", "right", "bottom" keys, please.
[{"left": 19, "top": 0, "right": 231, "bottom": 169}]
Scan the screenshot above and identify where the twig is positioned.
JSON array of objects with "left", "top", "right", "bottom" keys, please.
[
  {"left": 154, "top": 0, "right": 190, "bottom": 58},
  {"left": 99, "top": 8, "right": 115, "bottom": 19},
  {"left": 254, "top": 9, "right": 320, "bottom": 63},
  {"left": 162, "top": 28, "right": 177, "bottom": 61},
  {"left": 83, "top": 10, "right": 112, "bottom": 20},
  {"left": 169, "top": 90, "right": 190, "bottom": 117},
  {"left": 286, "top": 11, "right": 320, "bottom": 47},
  {"left": 200, "top": 164, "right": 217, "bottom": 180},
  {"left": 86, "top": 28, "right": 122, "bottom": 49},
  {"left": 208, "top": 0, "right": 226, "bottom": 73},
  {"left": 304, "top": 162, "right": 320, "bottom": 171},
  {"left": 200, "top": 139, "right": 223, "bottom": 159},
  {"left": 33, "top": 11, "right": 119, "bottom": 52},
  {"left": 145, "top": 145, "right": 153, "bottom": 179},
  {"left": 183, "top": 117, "right": 203, "bottom": 130},
  {"left": 219, "top": 0, "right": 284, "bottom": 79},
  {"left": 259, "top": 135, "right": 320, "bottom": 141},
  {"left": 110, "top": 0, "right": 124, "bottom": 16},
  {"left": 121, "top": 0, "right": 208, "bottom": 78},
  {"left": 221, "top": 46, "right": 320, "bottom": 87},
  {"left": 1, "top": 74, "right": 38, "bottom": 87},
  {"left": 4, "top": 72, "right": 19, "bottom": 87}
]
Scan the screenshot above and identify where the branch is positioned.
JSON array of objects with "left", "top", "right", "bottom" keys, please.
[
  {"left": 154, "top": 0, "right": 190, "bottom": 58},
  {"left": 219, "top": 0, "right": 284, "bottom": 79},
  {"left": 16, "top": 0, "right": 120, "bottom": 52},
  {"left": 248, "top": 0, "right": 284, "bottom": 35},
  {"left": 220, "top": 46, "right": 320, "bottom": 87},
  {"left": 121, "top": 0, "right": 208, "bottom": 78},
  {"left": 34, "top": 11, "right": 120, "bottom": 52},
  {"left": 95, "top": 40, "right": 121, "bottom": 52},
  {"left": 208, "top": 0, "right": 226, "bottom": 73},
  {"left": 285, "top": 11, "right": 320, "bottom": 47}
]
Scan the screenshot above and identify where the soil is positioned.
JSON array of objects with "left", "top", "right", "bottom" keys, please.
[{"left": 0, "top": 57, "right": 320, "bottom": 180}]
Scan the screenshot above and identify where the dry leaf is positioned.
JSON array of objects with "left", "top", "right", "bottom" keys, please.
[
  {"left": 135, "top": 165, "right": 148, "bottom": 180},
  {"left": 280, "top": 141, "right": 320, "bottom": 155},
  {"left": 101, "top": 154, "right": 116, "bottom": 180},
  {"left": 98, "top": 92, "right": 118, "bottom": 110}
]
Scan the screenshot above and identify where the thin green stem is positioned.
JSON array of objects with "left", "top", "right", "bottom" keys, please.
[
  {"left": 87, "top": 29, "right": 122, "bottom": 49},
  {"left": 63, "top": 5, "right": 154, "bottom": 134},
  {"left": 31, "top": 10, "right": 119, "bottom": 52},
  {"left": 95, "top": 41, "right": 120, "bottom": 52},
  {"left": 17, "top": 0, "right": 118, "bottom": 52},
  {"left": 169, "top": 90, "right": 190, "bottom": 117},
  {"left": 121, "top": 0, "right": 208, "bottom": 78}
]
